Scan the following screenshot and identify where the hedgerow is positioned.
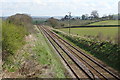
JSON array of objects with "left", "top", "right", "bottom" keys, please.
[
  {"left": 52, "top": 29, "right": 120, "bottom": 72},
  {"left": 2, "top": 21, "right": 27, "bottom": 55}
]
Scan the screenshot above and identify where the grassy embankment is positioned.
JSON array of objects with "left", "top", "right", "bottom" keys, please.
[
  {"left": 2, "top": 21, "right": 27, "bottom": 57},
  {"left": 33, "top": 26, "right": 66, "bottom": 78},
  {"left": 2, "top": 14, "right": 67, "bottom": 78},
  {"left": 2, "top": 21, "right": 29, "bottom": 77}
]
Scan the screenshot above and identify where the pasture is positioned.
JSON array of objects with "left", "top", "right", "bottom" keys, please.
[
  {"left": 59, "top": 27, "right": 118, "bottom": 42},
  {"left": 88, "top": 20, "right": 118, "bottom": 25}
]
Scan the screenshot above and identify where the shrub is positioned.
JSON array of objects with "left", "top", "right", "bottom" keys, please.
[
  {"left": 7, "top": 14, "right": 33, "bottom": 33},
  {"left": 47, "top": 17, "right": 58, "bottom": 28},
  {"left": 2, "top": 21, "right": 27, "bottom": 56}
]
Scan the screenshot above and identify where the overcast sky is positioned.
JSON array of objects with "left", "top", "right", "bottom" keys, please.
[{"left": 0, "top": 0, "right": 119, "bottom": 17}]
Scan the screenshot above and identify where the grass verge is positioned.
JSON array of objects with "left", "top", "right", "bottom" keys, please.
[{"left": 33, "top": 26, "right": 66, "bottom": 78}]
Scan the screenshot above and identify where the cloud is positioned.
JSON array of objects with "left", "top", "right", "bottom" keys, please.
[
  {"left": 1, "top": 0, "right": 119, "bottom": 16},
  {"left": 32, "top": 0, "right": 46, "bottom": 5}
]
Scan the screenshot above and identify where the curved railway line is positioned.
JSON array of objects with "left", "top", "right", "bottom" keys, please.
[{"left": 37, "top": 25, "right": 120, "bottom": 80}]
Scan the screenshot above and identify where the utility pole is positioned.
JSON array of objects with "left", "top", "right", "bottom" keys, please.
[{"left": 68, "top": 12, "right": 71, "bottom": 35}]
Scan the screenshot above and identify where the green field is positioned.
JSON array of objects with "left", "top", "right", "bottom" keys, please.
[
  {"left": 59, "top": 27, "right": 118, "bottom": 41},
  {"left": 88, "top": 20, "right": 118, "bottom": 25}
]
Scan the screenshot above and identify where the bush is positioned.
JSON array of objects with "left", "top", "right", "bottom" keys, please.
[
  {"left": 7, "top": 14, "right": 33, "bottom": 33},
  {"left": 2, "top": 21, "right": 27, "bottom": 56},
  {"left": 47, "top": 17, "right": 58, "bottom": 28}
]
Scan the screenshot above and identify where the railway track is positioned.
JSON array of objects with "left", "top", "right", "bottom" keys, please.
[{"left": 37, "top": 25, "right": 120, "bottom": 80}]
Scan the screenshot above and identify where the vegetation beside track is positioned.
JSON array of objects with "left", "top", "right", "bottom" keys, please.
[
  {"left": 2, "top": 21, "right": 28, "bottom": 58},
  {"left": 33, "top": 26, "right": 66, "bottom": 78},
  {"left": 2, "top": 14, "right": 67, "bottom": 78},
  {"left": 2, "top": 14, "right": 33, "bottom": 59},
  {"left": 2, "top": 14, "right": 31, "bottom": 75},
  {"left": 52, "top": 29, "right": 120, "bottom": 72}
]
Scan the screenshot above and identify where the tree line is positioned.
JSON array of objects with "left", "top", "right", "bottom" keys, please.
[{"left": 61, "top": 10, "right": 119, "bottom": 21}]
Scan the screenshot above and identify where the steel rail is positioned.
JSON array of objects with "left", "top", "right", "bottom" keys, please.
[
  {"left": 45, "top": 26, "right": 120, "bottom": 80},
  {"left": 37, "top": 26, "right": 80, "bottom": 79},
  {"left": 50, "top": 30, "right": 108, "bottom": 79},
  {"left": 39, "top": 26, "right": 95, "bottom": 79}
]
